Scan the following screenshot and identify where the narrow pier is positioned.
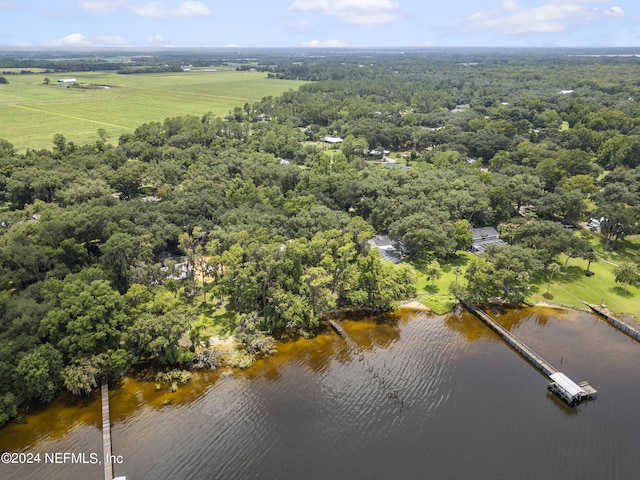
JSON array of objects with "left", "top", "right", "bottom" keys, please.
[
  {"left": 463, "top": 302, "right": 556, "bottom": 376},
  {"left": 101, "top": 381, "right": 113, "bottom": 480},
  {"left": 585, "top": 303, "right": 640, "bottom": 343},
  {"left": 329, "top": 319, "right": 346, "bottom": 338},
  {"left": 462, "top": 302, "right": 597, "bottom": 405}
]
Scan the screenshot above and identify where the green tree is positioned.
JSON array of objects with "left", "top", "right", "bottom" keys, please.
[
  {"left": 127, "top": 311, "right": 190, "bottom": 364},
  {"left": 536, "top": 188, "right": 586, "bottom": 225},
  {"left": 107, "top": 161, "right": 147, "bottom": 199},
  {"left": 52, "top": 133, "right": 68, "bottom": 155},
  {"left": 583, "top": 250, "right": 597, "bottom": 275},
  {"left": 465, "top": 245, "right": 540, "bottom": 303},
  {"left": 0, "top": 393, "right": 17, "bottom": 426},
  {"left": 464, "top": 257, "right": 496, "bottom": 303},
  {"left": 0, "top": 138, "right": 15, "bottom": 158},
  {"left": 614, "top": 263, "right": 639, "bottom": 293},
  {"left": 425, "top": 260, "right": 443, "bottom": 288},
  {"left": 448, "top": 280, "right": 468, "bottom": 301},
  {"left": 350, "top": 250, "right": 416, "bottom": 310},
  {"left": 340, "top": 134, "right": 369, "bottom": 160},
  {"left": 301, "top": 266, "right": 334, "bottom": 319},
  {"left": 546, "top": 263, "right": 561, "bottom": 294},
  {"left": 40, "top": 278, "right": 130, "bottom": 363},
  {"left": 452, "top": 266, "right": 463, "bottom": 283},
  {"left": 178, "top": 226, "right": 208, "bottom": 292},
  {"left": 562, "top": 236, "right": 591, "bottom": 273},
  {"left": 15, "top": 343, "right": 63, "bottom": 403},
  {"left": 100, "top": 232, "right": 140, "bottom": 291},
  {"left": 269, "top": 288, "right": 312, "bottom": 329},
  {"left": 62, "top": 356, "right": 103, "bottom": 396},
  {"left": 389, "top": 211, "right": 456, "bottom": 260},
  {"left": 453, "top": 220, "right": 473, "bottom": 251}
]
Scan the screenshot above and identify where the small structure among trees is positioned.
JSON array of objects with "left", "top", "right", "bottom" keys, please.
[
  {"left": 471, "top": 227, "right": 506, "bottom": 254},
  {"left": 368, "top": 234, "right": 405, "bottom": 264},
  {"left": 322, "top": 136, "right": 343, "bottom": 144}
]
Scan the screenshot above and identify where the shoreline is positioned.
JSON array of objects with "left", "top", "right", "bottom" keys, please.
[{"left": 403, "top": 297, "right": 637, "bottom": 320}]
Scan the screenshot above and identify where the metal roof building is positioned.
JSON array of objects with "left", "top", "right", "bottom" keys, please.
[
  {"left": 548, "top": 372, "right": 588, "bottom": 405},
  {"left": 471, "top": 226, "right": 506, "bottom": 253}
]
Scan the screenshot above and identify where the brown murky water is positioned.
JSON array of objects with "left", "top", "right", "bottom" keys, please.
[{"left": 1, "top": 306, "right": 640, "bottom": 480}]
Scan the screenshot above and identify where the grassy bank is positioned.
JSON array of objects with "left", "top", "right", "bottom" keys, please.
[
  {"left": 0, "top": 69, "right": 305, "bottom": 151},
  {"left": 412, "top": 252, "right": 474, "bottom": 314},
  {"left": 191, "top": 303, "right": 240, "bottom": 341},
  {"left": 411, "top": 233, "right": 639, "bottom": 317},
  {"left": 529, "top": 234, "right": 640, "bottom": 316}
]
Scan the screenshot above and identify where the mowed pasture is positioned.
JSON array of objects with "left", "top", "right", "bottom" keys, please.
[{"left": 0, "top": 69, "right": 306, "bottom": 151}]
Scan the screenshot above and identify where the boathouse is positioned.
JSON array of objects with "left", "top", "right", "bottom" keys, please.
[
  {"left": 547, "top": 372, "right": 597, "bottom": 405},
  {"left": 462, "top": 302, "right": 597, "bottom": 406}
]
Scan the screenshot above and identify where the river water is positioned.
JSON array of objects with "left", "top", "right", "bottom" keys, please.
[{"left": 1, "top": 306, "right": 640, "bottom": 480}]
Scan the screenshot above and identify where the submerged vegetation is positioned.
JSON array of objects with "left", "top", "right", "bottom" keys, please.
[{"left": 1, "top": 48, "right": 639, "bottom": 425}]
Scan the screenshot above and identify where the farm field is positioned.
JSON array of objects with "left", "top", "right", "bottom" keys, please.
[{"left": 0, "top": 68, "right": 306, "bottom": 151}]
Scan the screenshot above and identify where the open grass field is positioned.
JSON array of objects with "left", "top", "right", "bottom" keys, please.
[
  {"left": 0, "top": 68, "right": 306, "bottom": 151},
  {"left": 529, "top": 233, "right": 640, "bottom": 317}
]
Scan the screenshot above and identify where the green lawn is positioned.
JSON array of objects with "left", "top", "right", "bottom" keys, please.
[
  {"left": 191, "top": 303, "right": 240, "bottom": 340},
  {"left": 529, "top": 234, "right": 640, "bottom": 316},
  {"left": 412, "top": 251, "right": 474, "bottom": 314},
  {"left": 411, "top": 233, "right": 639, "bottom": 317},
  {"left": 0, "top": 69, "right": 306, "bottom": 151}
]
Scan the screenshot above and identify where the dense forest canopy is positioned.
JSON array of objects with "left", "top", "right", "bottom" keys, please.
[{"left": 1, "top": 48, "right": 639, "bottom": 425}]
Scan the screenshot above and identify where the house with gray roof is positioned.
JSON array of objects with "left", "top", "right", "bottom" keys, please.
[
  {"left": 368, "top": 234, "right": 406, "bottom": 263},
  {"left": 471, "top": 227, "right": 506, "bottom": 254}
]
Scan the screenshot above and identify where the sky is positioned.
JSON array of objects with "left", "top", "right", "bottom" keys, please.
[{"left": 1, "top": 0, "right": 639, "bottom": 49}]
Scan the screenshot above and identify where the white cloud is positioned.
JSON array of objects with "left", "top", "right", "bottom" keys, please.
[
  {"left": 452, "top": 1, "right": 625, "bottom": 36},
  {"left": 78, "top": 0, "right": 128, "bottom": 14},
  {"left": 418, "top": 41, "right": 437, "bottom": 47},
  {"left": 147, "top": 34, "right": 168, "bottom": 44},
  {"left": 300, "top": 39, "right": 347, "bottom": 48},
  {"left": 224, "top": 43, "right": 241, "bottom": 48},
  {"left": 289, "top": 0, "right": 400, "bottom": 26},
  {"left": 130, "top": 1, "right": 210, "bottom": 18},
  {"left": 49, "top": 33, "right": 130, "bottom": 47},
  {"left": 605, "top": 6, "right": 623, "bottom": 16},
  {"left": 50, "top": 33, "right": 93, "bottom": 46}
]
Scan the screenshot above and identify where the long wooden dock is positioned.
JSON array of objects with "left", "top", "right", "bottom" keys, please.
[
  {"left": 462, "top": 302, "right": 597, "bottom": 405},
  {"left": 585, "top": 303, "right": 640, "bottom": 343},
  {"left": 463, "top": 302, "right": 557, "bottom": 376},
  {"left": 101, "top": 381, "right": 113, "bottom": 480}
]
